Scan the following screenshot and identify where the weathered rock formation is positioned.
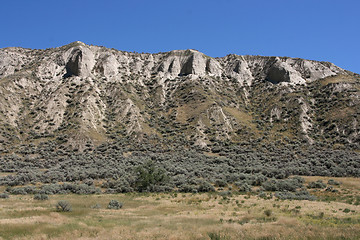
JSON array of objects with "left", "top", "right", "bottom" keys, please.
[{"left": 0, "top": 41, "right": 359, "bottom": 151}]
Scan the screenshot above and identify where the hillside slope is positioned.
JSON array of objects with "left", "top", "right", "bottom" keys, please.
[
  {"left": 0, "top": 42, "right": 360, "bottom": 192},
  {"left": 0, "top": 41, "right": 359, "bottom": 154}
]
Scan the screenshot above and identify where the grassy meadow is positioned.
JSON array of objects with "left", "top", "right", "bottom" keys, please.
[{"left": 0, "top": 176, "right": 359, "bottom": 240}]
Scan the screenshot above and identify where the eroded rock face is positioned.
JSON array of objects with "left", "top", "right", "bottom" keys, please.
[
  {"left": 264, "top": 58, "right": 340, "bottom": 84},
  {"left": 267, "top": 64, "right": 290, "bottom": 84},
  {"left": 64, "top": 45, "right": 95, "bottom": 77},
  {"left": 158, "top": 50, "right": 214, "bottom": 77},
  {"left": 0, "top": 42, "right": 358, "bottom": 150},
  {"left": 0, "top": 42, "right": 348, "bottom": 86},
  {"left": 266, "top": 59, "right": 305, "bottom": 84},
  {"left": 94, "top": 53, "right": 119, "bottom": 76},
  {"left": 180, "top": 50, "right": 207, "bottom": 76},
  {"left": 206, "top": 58, "right": 222, "bottom": 76}
]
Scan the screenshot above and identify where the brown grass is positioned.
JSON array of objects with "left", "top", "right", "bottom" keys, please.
[{"left": 0, "top": 177, "right": 359, "bottom": 240}]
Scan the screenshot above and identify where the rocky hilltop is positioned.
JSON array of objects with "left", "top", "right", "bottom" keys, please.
[{"left": 0, "top": 41, "right": 359, "bottom": 152}]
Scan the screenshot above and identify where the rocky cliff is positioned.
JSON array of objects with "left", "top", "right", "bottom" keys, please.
[{"left": 0, "top": 41, "right": 359, "bottom": 152}]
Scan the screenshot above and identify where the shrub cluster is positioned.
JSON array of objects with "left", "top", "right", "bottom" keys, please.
[
  {"left": 0, "top": 139, "right": 359, "bottom": 194},
  {"left": 8, "top": 183, "right": 101, "bottom": 195},
  {"left": 275, "top": 190, "right": 316, "bottom": 201},
  {"left": 261, "top": 177, "right": 305, "bottom": 192}
]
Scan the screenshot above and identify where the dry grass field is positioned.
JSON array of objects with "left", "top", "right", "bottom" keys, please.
[{"left": 0, "top": 177, "right": 359, "bottom": 240}]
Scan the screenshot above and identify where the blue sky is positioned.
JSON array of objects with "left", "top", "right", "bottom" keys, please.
[{"left": 1, "top": 0, "right": 359, "bottom": 73}]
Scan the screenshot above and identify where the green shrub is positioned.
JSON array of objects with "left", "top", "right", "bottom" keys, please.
[
  {"left": 91, "top": 203, "right": 101, "bottom": 209},
  {"left": 0, "top": 193, "right": 9, "bottom": 198},
  {"left": 34, "top": 194, "right": 49, "bottom": 200},
  {"left": 207, "top": 232, "right": 229, "bottom": 240},
  {"left": 219, "top": 191, "right": 231, "bottom": 197},
  {"left": 308, "top": 180, "right": 326, "bottom": 189},
  {"left": 262, "top": 177, "right": 304, "bottom": 192},
  {"left": 325, "top": 186, "right": 338, "bottom": 192},
  {"left": 134, "top": 161, "right": 169, "bottom": 192},
  {"left": 9, "top": 186, "right": 37, "bottom": 195},
  {"left": 275, "top": 190, "right": 316, "bottom": 201},
  {"left": 258, "top": 191, "right": 267, "bottom": 199},
  {"left": 264, "top": 209, "right": 272, "bottom": 217},
  {"left": 215, "top": 179, "right": 227, "bottom": 188},
  {"left": 178, "top": 184, "right": 197, "bottom": 193},
  {"left": 328, "top": 179, "right": 341, "bottom": 185},
  {"left": 235, "top": 182, "right": 252, "bottom": 192},
  {"left": 258, "top": 191, "right": 272, "bottom": 199},
  {"left": 56, "top": 200, "right": 72, "bottom": 212},
  {"left": 107, "top": 200, "right": 123, "bottom": 209},
  {"left": 343, "top": 208, "right": 351, "bottom": 213},
  {"left": 198, "top": 181, "right": 215, "bottom": 192}
]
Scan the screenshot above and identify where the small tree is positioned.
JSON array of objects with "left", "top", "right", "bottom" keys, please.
[
  {"left": 56, "top": 200, "right": 72, "bottom": 212},
  {"left": 134, "top": 161, "right": 169, "bottom": 192}
]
